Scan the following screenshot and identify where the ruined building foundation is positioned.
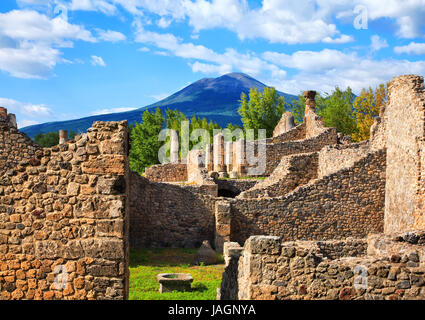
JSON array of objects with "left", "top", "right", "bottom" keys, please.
[{"left": 0, "top": 74, "right": 424, "bottom": 300}]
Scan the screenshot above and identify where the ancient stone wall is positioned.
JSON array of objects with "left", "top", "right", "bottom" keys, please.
[
  {"left": 0, "top": 120, "right": 130, "bottom": 300},
  {"left": 0, "top": 111, "right": 42, "bottom": 176},
  {"left": 271, "top": 122, "right": 306, "bottom": 143},
  {"left": 273, "top": 112, "right": 296, "bottom": 137},
  {"left": 384, "top": 75, "right": 425, "bottom": 233},
  {"left": 318, "top": 141, "right": 370, "bottom": 178},
  {"left": 230, "top": 149, "right": 386, "bottom": 245},
  {"left": 264, "top": 128, "right": 337, "bottom": 175},
  {"left": 229, "top": 235, "right": 425, "bottom": 300},
  {"left": 239, "top": 152, "right": 318, "bottom": 199},
  {"left": 215, "top": 179, "right": 260, "bottom": 196},
  {"left": 144, "top": 163, "right": 187, "bottom": 182},
  {"left": 129, "top": 171, "right": 218, "bottom": 249}
]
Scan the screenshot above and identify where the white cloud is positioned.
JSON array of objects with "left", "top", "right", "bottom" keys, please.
[
  {"left": 0, "top": 10, "right": 95, "bottom": 78},
  {"left": 0, "top": 97, "right": 52, "bottom": 116},
  {"left": 18, "top": 119, "right": 40, "bottom": 128},
  {"left": 263, "top": 49, "right": 425, "bottom": 94},
  {"left": 370, "top": 35, "right": 389, "bottom": 52},
  {"left": 323, "top": 35, "right": 354, "bottom": 44},
  {"left": 0, "top": 42, "right": 61, "bottom": 79},
  {"left": 96, "top": 29, "right": 126, "bottom": 42},
  {"left": 189, "top": 61, "right": 232, "bottom": 75},
  {"left": 134, "top": 23, "right": 283, "bottom": 78},
  {"left": 69, "top": 0, "right": 117, "bottom": 15},
  {"left": 90, "top": 55, "right": 106, "bottom": 67},
  {"left": 0, "top": 97, "right": 53, "bottom": 128},
  {"left": 157, "top": 17, "right": 172, "bottom": 28},
  {"left": 0, "top": 10, "right": 95, "bottom": 45},
  {"left": 138, "top": 47, "right": 150, "bottom": 52},
  {"left": 90, "top": 107, "right": 137, "bottom": 115},
  {"left": 263, "top": 49, "right": 357, "bottom": 72},
  {"left": 394, "top": 42, "right": 425, "bottom": 55}
]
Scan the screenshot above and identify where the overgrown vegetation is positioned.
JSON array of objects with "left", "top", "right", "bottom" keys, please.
[
  {"left": 129, "top": 248, "right": 224, "bottom": 300},
  {"left": 34, "top": 131, "right": 76, "bottom": 148}
]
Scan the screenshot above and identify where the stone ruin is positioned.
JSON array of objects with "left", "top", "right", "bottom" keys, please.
[{"left": 0, "top": 74, "right": 424, "bottom": 300}]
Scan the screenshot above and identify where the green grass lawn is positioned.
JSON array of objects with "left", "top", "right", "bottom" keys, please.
[{"left": 129, "top": 248, "right": 225, "bottom": 300}]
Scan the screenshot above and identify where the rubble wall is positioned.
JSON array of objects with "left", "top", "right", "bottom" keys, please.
[{"left": 0, "top": 120, "right": 130, "bottom": 300}]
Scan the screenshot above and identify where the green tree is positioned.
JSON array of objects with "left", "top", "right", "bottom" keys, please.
[
  {"left": 34, "top": 132, "right": 59, "bottom": 147},
  {"left": 129, "top": 108, "right": 165, "bottom": 174},
  {"left": 290, "top": 87, "right": 357, "bottom": 136},
  {"left": 290, "top": 95, "right": 306, "bottom": 124},
  {"left": 238, "top": 87, "right": 288, "bottom": 138},
  {"left": 317, "top": 87, "right": 357, "bottom": 136},
  {"left": 33, "top": 130, "right": 77, "bottom": 148}
]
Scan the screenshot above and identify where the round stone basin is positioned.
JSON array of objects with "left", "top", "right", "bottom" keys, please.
[{"left": 157, "top": 273, "right": 193, "bottom": 293}]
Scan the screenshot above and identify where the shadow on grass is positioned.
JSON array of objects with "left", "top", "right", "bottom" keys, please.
[{"left": 129, "top": 248, "right": 198, "bottom": 268}]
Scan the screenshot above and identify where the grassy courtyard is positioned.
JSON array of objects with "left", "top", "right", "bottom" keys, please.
[{"left": 129, "top": 248, "right": 225, "bottom": 300}]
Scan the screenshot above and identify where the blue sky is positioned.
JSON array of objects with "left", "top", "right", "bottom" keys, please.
[{"left": 0, "top": 0, "right": 424, "bottom": 128}]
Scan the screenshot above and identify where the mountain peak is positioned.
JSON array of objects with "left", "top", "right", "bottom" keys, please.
[{"left": 20, "top": 73, "right": 298, "bottom": 138}]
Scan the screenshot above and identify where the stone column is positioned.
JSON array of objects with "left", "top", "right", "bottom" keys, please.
[
  {"left": 213, "top": 133, "right": 226, "bottom": 173},
  {"left": 233, "top": 139, "right": 247, "bottom": 177},
  {"left": 205, "top": 143, "right": 212, "bottom": 171},
  {"left": 303, "top": 90, "right": 317, "bottom": 115},
  {"left": 215, "top": 201, "right": 231, "bottom": 253},
  {"left": 225, "top": 141, "right": 233, "bottom": 173},
  {"left": 59, "top": 130, "right": 68, "bottom": 144},
  {"left": 170, "top": 129, "right": 179, "bottom": 164}
]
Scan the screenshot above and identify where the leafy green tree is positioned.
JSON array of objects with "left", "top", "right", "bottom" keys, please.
[
  {"left": 290, "top": 87, "right": 357, "bottom": 136},
  {"left": 238, "top": 87, "right": 288, "bottom": 138},
  {"left": 129, "top": 108, "right": 165, "bottom": 174},
  {"left": 34, "top": 132, "right": 59, "bottom": 147},
  {"left": 290, "top": 95, "right": 306, "bottom": 124},
  {"left": 33, "top": 130, "right": 77, "bottom": 148},
  {"left": 317, "top": 87, "right": 357, "bottom": 136}
]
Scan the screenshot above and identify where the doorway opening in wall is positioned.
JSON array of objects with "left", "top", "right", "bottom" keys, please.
[{"left": 217, "top": 188, "right": 240, "bottom": 198}]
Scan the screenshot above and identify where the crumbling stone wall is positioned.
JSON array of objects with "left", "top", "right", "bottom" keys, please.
[
  {"left": 318, "top": 141, "right": 370, "bottom": 178},
  {"left": 215, "top": 179, "right": 260, "bottom": 196},
  {"left": 239, "top": 152, "right": 318, "bottom": 199},
  {"left": 271, "top": 122, "right": 306, "bottom": 143},
  {"left": 384, "top": 75, "right": 425, "bottom": 233},
  {"left": 144, "top": 163, "right": 187, "bottom": 182},
  {"left": 0, "top": 119, "right": 130, "bottom": 300},
  {"left": 129, "top": 171, "right": 218, "bottom": 249},
  {"left": 231, "top": 149, "right": 386, "bottom": 245},
  {"left": 229, "top": 235, "right": 425, "bottom": 300},
  {"left": 0, "top": 110, "right": 42, "bottom": 176},
  {"left": 263, "top": 128, "right": 337, "bottom": 175},
  {"left": 273, "top": 112, "right": 296, "bottom": 137}
]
